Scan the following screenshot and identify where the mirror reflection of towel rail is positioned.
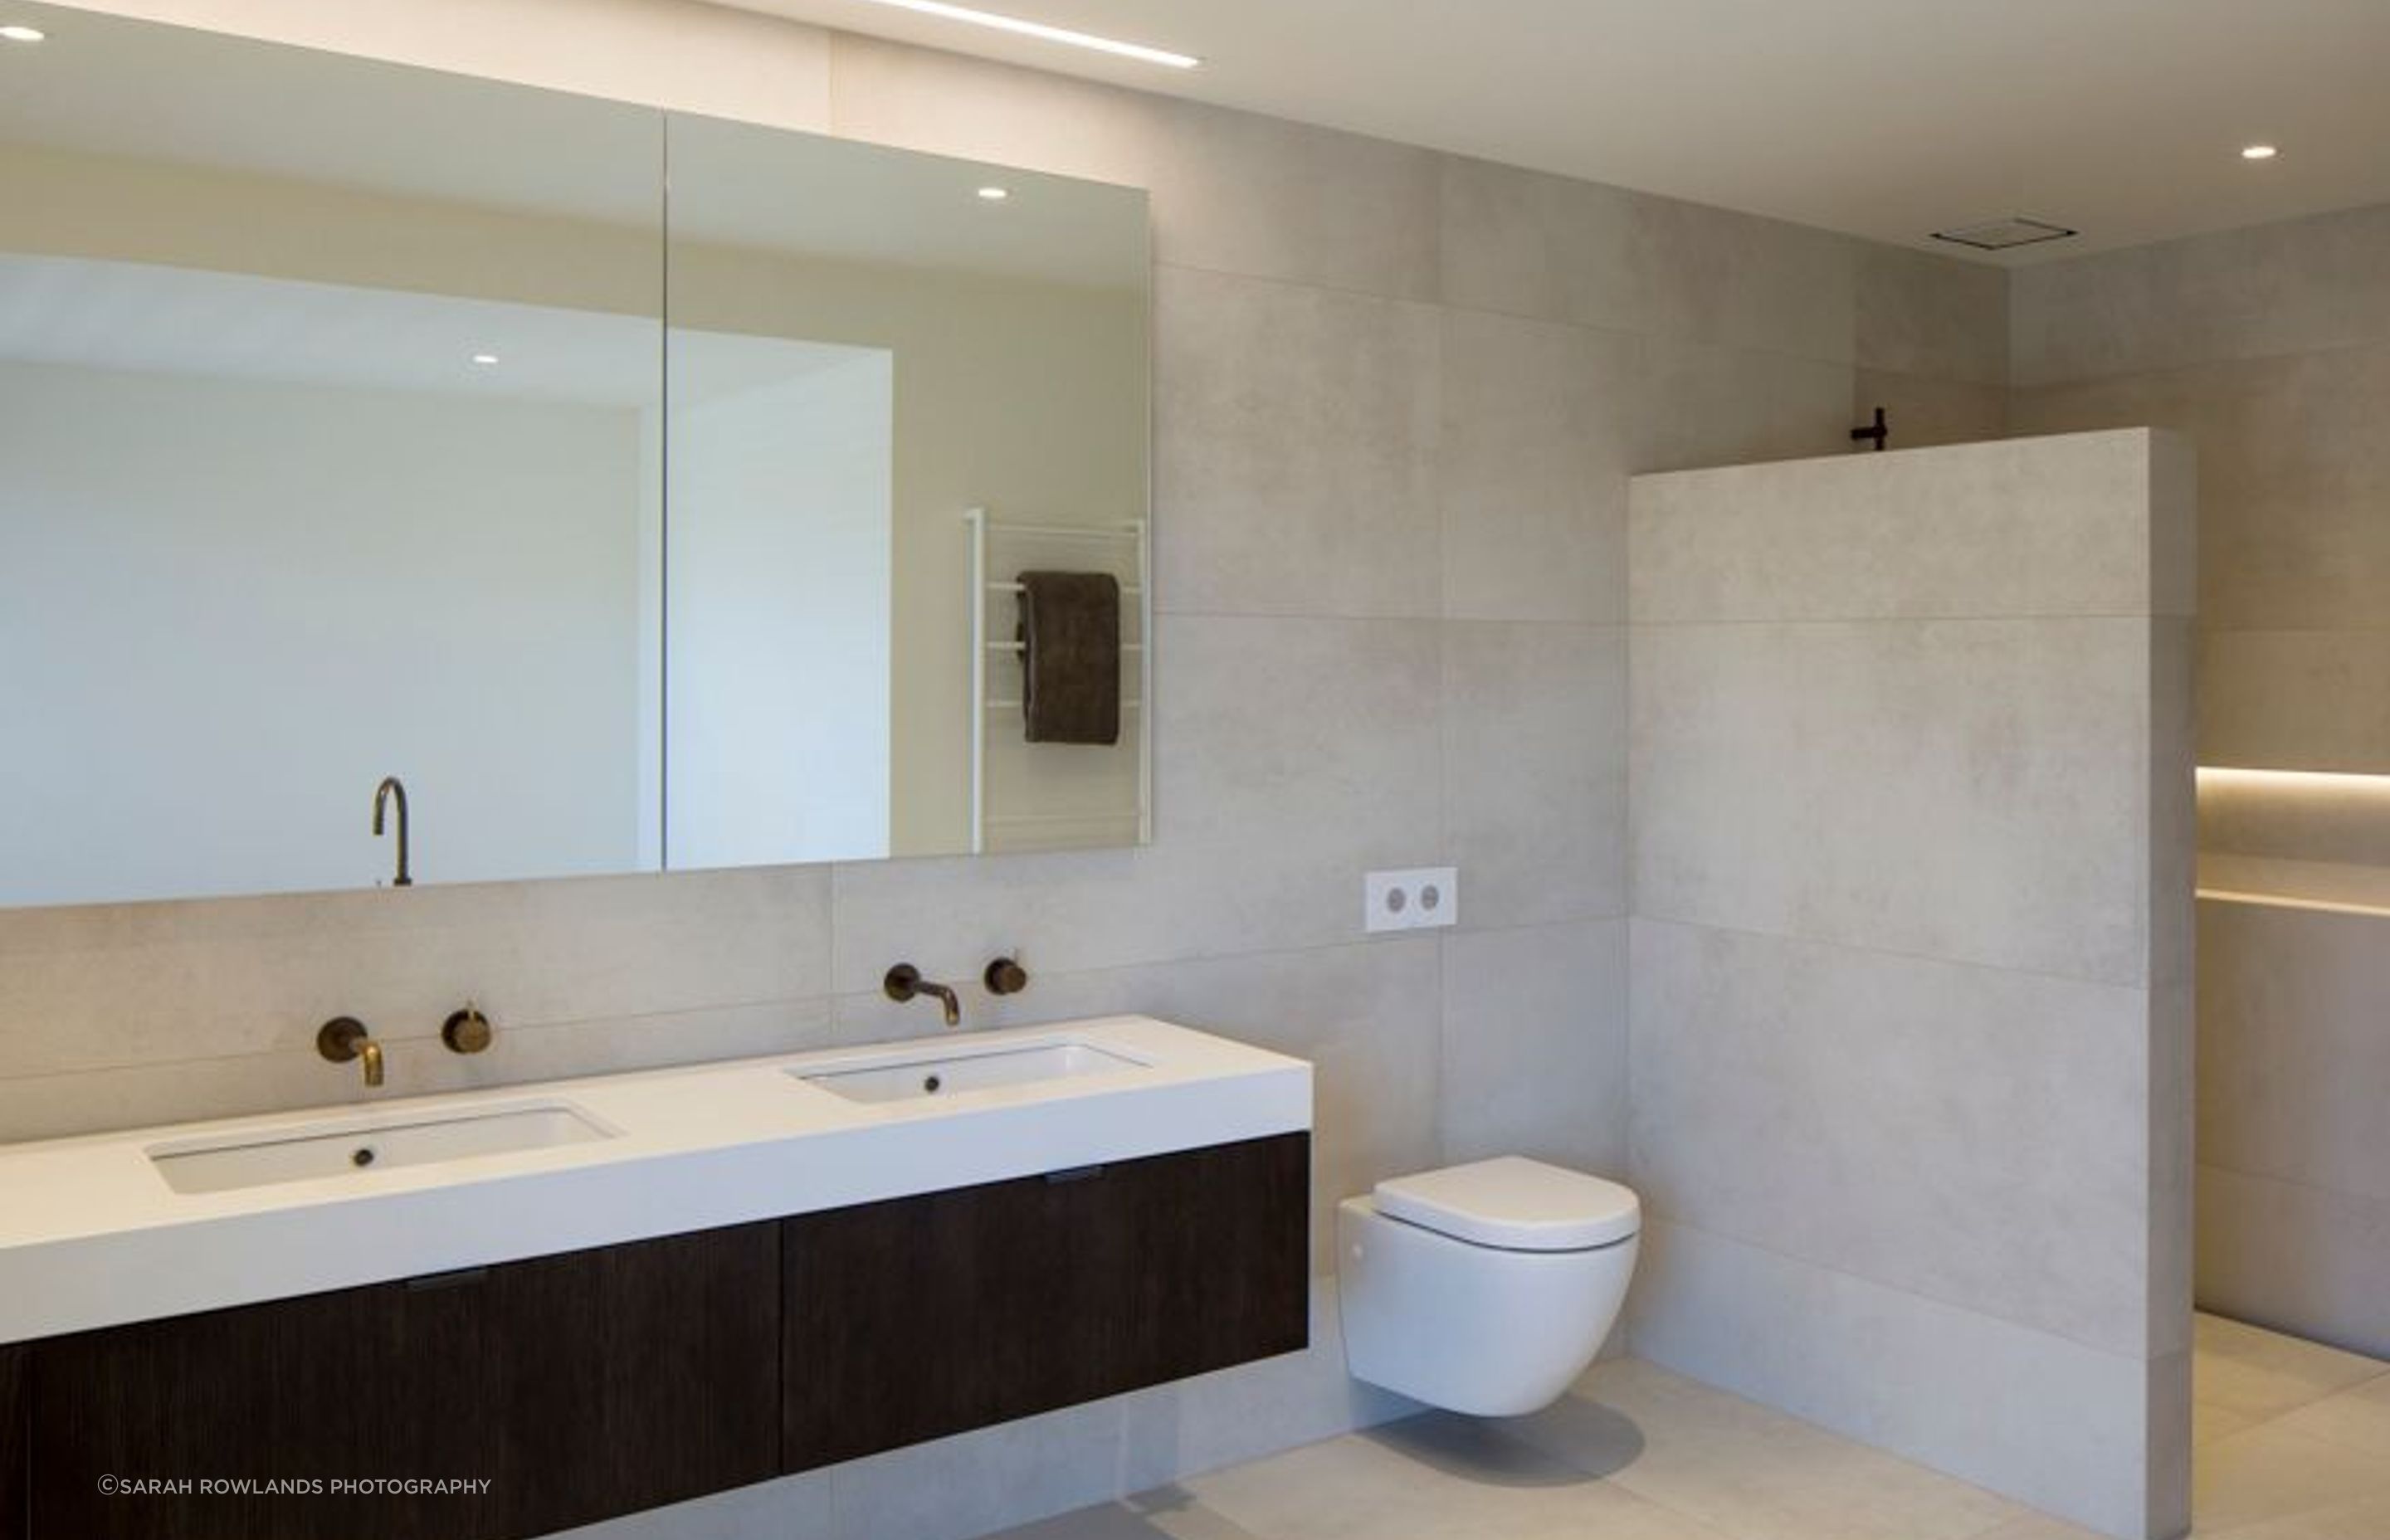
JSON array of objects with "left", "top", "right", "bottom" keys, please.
[
  {"left": 984, "top": 700, "right": 1143, "bottom": 712},
  {"left": 964, "top": 507, "right": 1153, "bottom": 854},
  {"left": 989, "top": 581, "right": 1144, "bottom": 596},
  {"left": 981, "top": 520, "right": 1142, "bottom": 540}
]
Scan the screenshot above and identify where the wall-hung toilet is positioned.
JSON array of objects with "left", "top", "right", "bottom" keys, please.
[{"left": 1338, "top": 1157, "right": 1640, "bottom": 1416}]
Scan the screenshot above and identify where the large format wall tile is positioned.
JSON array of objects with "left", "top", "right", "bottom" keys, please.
[
  {"left": 2198, "top": 900, "right": 2390, "bottom": 1206},
  {"left": 2013, "top": 343, "right": 2390, "bottom": 635},
  {"left": 1441, "top": 622, "right": 1626, "bottom": 930},
  {"left": 1854, "top": 369, "right": 2007, "bottom": 450},
  {"left": 1630, "top": 919, "right": 2156, "bottom": 1356},
  {"left": 1439, "top": 919, "right": 1627, "bottom": 1175},
  {"left": 1437, "top": 309, "right": 1636, "bottom": 624},
  {"left": 1631, "top": 430, "right": 2190, "bottom": 623},
  {"left": 1629, "top": 1220, "right": 2182, "bottom": 1540},
  {"left": 2012, "top": 202, "right": 2390, "bottom": 387},
  {"left": 829, "top": 615, "right": 1443, "bottom": 990},
  {"left": 2198, "top": 1166, "right": 2390, "bottom": 1361},
  {"left": 1154, "top": 267, "right": 1441, "bottom": 619},
  {"left": 1437, "top": 156, "right": 1641, "bottom": 331},
  {"left": 1855, "top": 244, "right": 2010, "bottom": 386},
  {"left": 2200, "top": 628, "right": 2390, "bottom": 774},
  {"left": 1626, "top": 436, "right": 2190, "bottom": 1538},
  {"left": 1631, "top": 334, "right": 1858, "bottom": 473},
  {"left": 0, "top": 865, "right": 834, "bottom": 1084},
  {"left": 0, "top": 998, "right": 836, "bottom": 1143},
  {"left": 1628, "top": 196, "right": 1859, "bottom": 365},
  {"left": 1631, "top": 616, "right": 2158, "bottom": 985}
]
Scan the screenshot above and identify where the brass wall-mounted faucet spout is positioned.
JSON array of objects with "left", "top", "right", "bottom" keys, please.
[
  {"left": 373, "top": 776, "right": 412, "bottom": 888},
  {"left": 884, "top": 964, "right": 962, "bottom": 1027},
  {"left": 318, "top": 1016, "right": 384, "bottom": 1087}
]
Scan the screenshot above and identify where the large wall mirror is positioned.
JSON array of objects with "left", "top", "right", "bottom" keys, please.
[{"left": 0, "top": 3, "right": 1151, "bottom": 908}]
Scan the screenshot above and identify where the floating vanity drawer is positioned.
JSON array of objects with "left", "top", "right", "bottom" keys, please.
[
  {"left": 783, "top": 1132, "right": 1311, "bottom": 1468},
  {"left": 27, "top": 1224, "right": 781, "bottom": 1540},
  {"left": 2, "top": 1345, "right": 24, "bottom": 1540}
]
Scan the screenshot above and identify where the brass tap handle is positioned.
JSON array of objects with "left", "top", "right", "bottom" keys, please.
[
  {"left": 317, "top": 1016, "right": 384, "bottom": 1088},
  {"left": 983, "top": 957, "right": 1030, "bottom": 997},
  {"left": 441, "top": 1006, "right": 493, "bottom": 1055}
]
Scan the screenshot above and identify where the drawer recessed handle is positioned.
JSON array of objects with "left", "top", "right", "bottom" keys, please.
[
  {"left": 1045, "top": 1165, "right": 1105, "bottom": 1185},
  {"left": 406, "top": 1266, "right": 490, "bottom": 1292}
]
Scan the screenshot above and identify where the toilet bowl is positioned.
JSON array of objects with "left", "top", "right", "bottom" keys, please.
[{"left": 1337, "top": 1156, "right": 1640, "bottom": 1416}]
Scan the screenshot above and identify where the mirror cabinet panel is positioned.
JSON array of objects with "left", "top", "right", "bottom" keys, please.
[
  {"left": 0, "top": 2, "right": 1151, "bottom": 908},
  {"left": 663, "top": 118, "right": 1149, "bottom": 866}
]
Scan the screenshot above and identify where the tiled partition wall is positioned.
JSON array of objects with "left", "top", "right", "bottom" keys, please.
[
  {"left": 1624, "top": 431, "right": 2197, "bottom": 1540},
  {"left": 8, "top": 2, "right": 2002, "bottom": 1535},
  {"left": 2010, "top": 206, "right": 2390, "bottom": 1359}
]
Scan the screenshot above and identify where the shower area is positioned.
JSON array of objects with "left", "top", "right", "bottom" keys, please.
[
  {"left": 2000, "top": 203, "right": 2390, "bottom": 1534},
  {"left": 1667, "top": 202, "right": 2390, "bottom": 1540}
]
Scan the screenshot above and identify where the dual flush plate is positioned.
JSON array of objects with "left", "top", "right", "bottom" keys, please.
[{"left": 1363, "top": 867, "right": 1459, "bottom": 933}]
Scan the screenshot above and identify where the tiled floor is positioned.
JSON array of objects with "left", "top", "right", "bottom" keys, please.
[{"left": 996, "top": 1314, "right": 2390, "bottom": 1540}]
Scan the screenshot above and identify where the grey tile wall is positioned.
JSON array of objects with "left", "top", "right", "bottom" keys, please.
[
  {"left": 3, "top": 8, "right": 2009, "bottom": 1538},
  {"left": 1624, "top": 431, "right": 2196, "bottom": 1539}
]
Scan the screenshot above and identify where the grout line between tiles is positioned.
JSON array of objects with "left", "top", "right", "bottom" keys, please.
[{"left": 1649, "top": 1212, "right": 2163, "bottom": 1368}]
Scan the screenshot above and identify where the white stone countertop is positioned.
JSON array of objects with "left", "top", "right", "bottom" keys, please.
[{"left": 0, "top": 1016, "right": 1311, "bottom": 1344}]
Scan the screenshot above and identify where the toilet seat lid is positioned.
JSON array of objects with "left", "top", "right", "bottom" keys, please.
[{"left": 1374, "top": 1157, "right": 1640, "bottom": 1251}]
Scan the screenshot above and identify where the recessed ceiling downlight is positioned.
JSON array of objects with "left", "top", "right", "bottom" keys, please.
[
  {"left": 976, "top": 185, "right": 1010, "bottom": 202},
  {"left": 841, "top": 0, "right": 1197, "bottom": 69},
  {"left": 2241, "top": 144, "right": 2280, "bottom": 161},
  {"left": 0, "top": 23, "right": 46, "bottom": 42},
  {"left": 470, "top": 352, "right": 501, "bottom": 367},
  {"left": 1929, "top": 217, "right": 2079, "bottom": 252}
]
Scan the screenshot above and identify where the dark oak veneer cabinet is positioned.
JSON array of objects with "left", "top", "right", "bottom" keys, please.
[
  {"left": 19, "top": 1133, "right": 1309, "bottom": 1539},
  {"left": 784, "top": 1132, "right": 1310, "bottom": 1467},
  {"left": 2, "top": 1344, "right": 27, "bottom": 1540},
  {"left": 29, "top": 1224, "right": 780, "bottom": 1540}
]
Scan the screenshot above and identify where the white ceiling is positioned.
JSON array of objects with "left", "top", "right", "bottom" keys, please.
[{"left": 724, "top": 0, "right": 2390, "bottom": 263}]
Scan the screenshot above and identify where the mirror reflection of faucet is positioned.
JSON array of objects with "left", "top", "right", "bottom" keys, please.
[{"left": 373, "top": 776, "right": 412, "bottom": 888}]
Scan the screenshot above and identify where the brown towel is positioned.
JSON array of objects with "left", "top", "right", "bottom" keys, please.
[{"left": 1017, "top": 571, "right": 1121, "bottom": 745}]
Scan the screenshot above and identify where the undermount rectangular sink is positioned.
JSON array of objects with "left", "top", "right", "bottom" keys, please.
[
  {"left": 148, "top": 1102, "right": 615, "bottom": 1196},
  {"left": 794, "top": 1038, "right": 1146, "bottom": 1104}
]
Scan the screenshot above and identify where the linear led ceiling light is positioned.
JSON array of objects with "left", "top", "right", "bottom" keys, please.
[{"left": 843, "top": 0, "right": 1199, "bottom": 68}]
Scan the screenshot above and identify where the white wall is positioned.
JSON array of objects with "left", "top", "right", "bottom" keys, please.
[
  {"left": 1625, "top": 430, "right": 2197, "bottom": 1540},
  {"left": 666, "top": 339, "right": 895, "bottom": 867},
  {"left": 0, "top": 357, "right": 646, "bottom": 904}
]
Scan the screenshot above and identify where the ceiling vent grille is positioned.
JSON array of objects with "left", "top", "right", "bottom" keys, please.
[{"left": 1929, "top": 217, "right": 2079, "bottom": 251}]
